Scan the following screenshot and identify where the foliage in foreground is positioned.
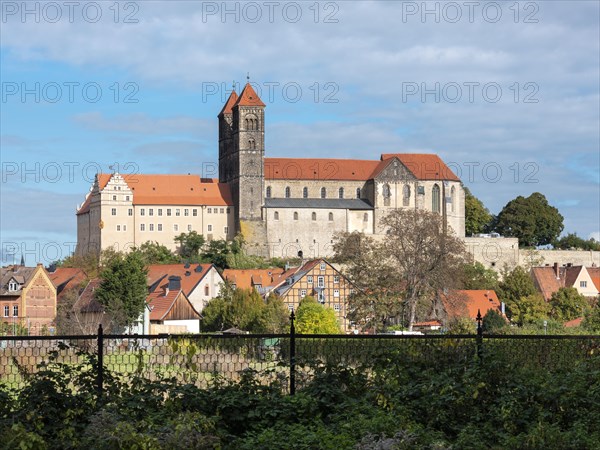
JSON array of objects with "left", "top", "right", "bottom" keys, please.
[{"left": 1, "top": 343, "right": 600, "bottom": 450}]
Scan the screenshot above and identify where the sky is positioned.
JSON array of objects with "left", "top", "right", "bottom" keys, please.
[{"left": 1, "top": 0, "right": 599, "bottom": 266}]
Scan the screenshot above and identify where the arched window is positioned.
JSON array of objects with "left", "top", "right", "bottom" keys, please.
[
  {"left": 248, "top": 139, "right": 256, "bottom": 150},
  {"left": 432, "top": 184, "right": 441, "bottom": 213},
  {"left": 312, "top": 212, "right": 317, "bottom": 221},
  {"left": 338, "top": 187, "right": 344, "bottom": 199},
  {"left": 450, "top": 186, "right": 456, "bottom": 213},
  {"left": 328, "top": 212, "right": 333, "bottom": 221},
  {"left": 383, "top": 184, "right": 391, "bottom": 206},
  {"left": 285, "top": 186, "right": 291, "bottom": 198},
  {"left": 274, "top": 211, "right": 279, "bottom": 220},
  {"left": 320, "top": 187, "right": 326, "bottom": 198},
  {"left": 244, "top": 118, "right": 249, "bottom": 129},
  {"left": 266, "top": 186, "right": 271, "bottom": 198},
  {"left": 356, "top": 188, "right": 361, "bottom": 199},
  {"left": 293, "top": 212, "right": 298, "bottom": 220},
  {"left": 303, "top": 187, "right": 308, "bottom": 198},
  {"left": 363, "top": 213, "right": 368, "bottom": 222},
  {"left": 403, "top": 185, "right": 411, "bottom": 207}
]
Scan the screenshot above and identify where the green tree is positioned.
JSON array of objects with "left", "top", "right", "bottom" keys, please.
[
  {"left": 201, "top": 284, "right": 268, "bottom": 333},
  {"left": 582, "top": 304, "right": 600, "bottom": 333},
  {"left": 494, "top": 192, "right": 564, "bottom": 247},
  {"left": 464, "top": 187, "right": 493, "bottom": 236},
  {"left": 497, "top": 266, "right": 537, "bottom": 320},
  {"left": 447, "top": 317, "right": 476, "bottom": 334},
  {"left": 260, "top": 294, "right": 290, "bottom": 333},
  {"left": 511, "top": 293, "right": 550, "bottom": 326},
  {"left": 549, "top": 287, "right": 590, "bottom": 322},
  {"left": 461, "top": 262, "right": 500, "bottom": 290},
  {"left": 481, "top": 309, "right": 507, "bottom": 333},
  {"left": 95, "top": 251, "right": 148, "bottom": 330},
  {"left": 201, "top": 239, "right": 234, "bottom": 269},
  {"left": 136, "top": 241, "right": 180, "bottom": 264},
  {"left": 295, "top": 296, "right": 341, "bottom": 334},
  {"left": 174, "top": 231, "right": 205, "bottom": 260},
  {"left": 553, "top": 233, "right": 600, "bottom": 251}
]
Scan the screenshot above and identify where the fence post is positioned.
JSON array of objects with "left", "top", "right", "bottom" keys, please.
[
  {"left": 97, "top": 324, "right": 104, "bottom": 399},
  {"left": 476, "top": 309, "right": 483, "bottom": 361},
  {"left": 289, "top": 311, "right": 296, "bottom": 396}
]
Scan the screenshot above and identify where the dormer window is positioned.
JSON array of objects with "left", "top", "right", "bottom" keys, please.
[{"left": 8, "top": 280, "right": 19, "bottom": 292}]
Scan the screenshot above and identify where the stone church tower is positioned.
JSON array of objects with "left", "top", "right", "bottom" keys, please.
[{"left": 218, "top": 83, "right": 267, "bottom": 253}]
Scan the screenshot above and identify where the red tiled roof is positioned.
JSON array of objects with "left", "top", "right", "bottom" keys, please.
[
  {"left": 442, "top": 290, "right": 502, "bottom": 320},
  {"left": 146, "top": 264, "right": 216, "bottom": 297},
  {"left": 413, "top": 320, "right": 443, "bottom": 327},
  {"left": 146, "top": 288, "right": 201, "bottom": 321},
  {"left": 587, "top": 267, "right": 600, "bottom": 293},
  {"left": 234, "top": 83, "right": 265, "bottom": 107},
  {"left": 222, "top": 268, "right": 285, "bottom": 290},
  {"left": 75, "top": 279, "right": 104, "bottom": 313},
  {"left": 77, "top": 174, "right": 233, "bottom": 214},
  {"left": 564, "top": 266, "right": 583, "bottom": 289},
  {"left": 48, "top": 268, "right": 87, "bottom": 300},
  {"left": 264, "top": 154, "right": 459, "bottom": 182},
  {"left": 219, "top": 90, "right": 238, "bottom": 115},
  {"left": 564, "top": 317, "right": 583, "bottom": 328},
  {"left": 531, "top": 267, "right": 564, "bottom": 301}
]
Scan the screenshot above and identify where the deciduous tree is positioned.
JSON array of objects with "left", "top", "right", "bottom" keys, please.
[
  {"left": 294, "top": 296, "right": 341, "bottom": 334},
  {"left": 549, "top": 287, "right": 590, "bottom": 322},
  {"left": 174, "top": 231, "right": 205, "bottom": 260},
  {"left": 464, "top": 187, "right": 493, "bottom": 236},
  {"left": 461, "top": 262, "right": 499, "bottom": 291}
]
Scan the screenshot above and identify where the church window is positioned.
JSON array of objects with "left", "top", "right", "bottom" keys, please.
[
  {"left": 403, "top": 185, "right": 411, "bottom": 207},
  {"left": 285, "top": 186, "right": 291, "bottom": 198},
  {"left": 293, "top": 212, "right": 298, "bottom": 220},
  {"left": 363, "top": 213, "right": 368, "bottom": 222},
  {"left": 383, "top": 184, "right": 391, "bottom": 206},
  {"left": 312, "top": 212, "right": 317, "bottom": 221},
  {"left": 303, "top": 187, "right": 308, "bottom": 198},
  {"left": 274, "top": 211, "right": 279, "bottom": 220},
  {"left": 432, "top": 184, "right": 441, "bottom": 213},
  {"left": 450, "top": 186, "right": 456, "bottom": 213},
  {"left": 111, "top": 208, "right": 117, "bottom": 216},
  {"left": 338, "top": 187, "right": 344, "bottom": 199},
  {"left": 248, "top": 139, "right": 256, "bottom": 150},
  {"left": 356, "top": 188, "right": 361, "bottom": 199},
  {"left": 328, "top": 212, "right": 333, "bottom": 221},
  {"left": 321, "top": 187, "right": 326, "bottom": 198},
  {"left": 266, "top": 186, "right": 271, "bottom": 198}
]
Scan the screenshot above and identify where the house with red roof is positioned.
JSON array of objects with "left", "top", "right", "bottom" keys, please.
[
  {"left": 531, "top": 263, "right": 600, "bottom": 301},
  {"left": 76, "top": 81, "right": 464, "bottom": 260},
  {"left": 428, "top": 289, "right": 504, "bottom": 329}
]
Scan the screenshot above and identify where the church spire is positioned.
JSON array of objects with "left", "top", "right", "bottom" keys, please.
[
  {"left": 219, "top": 89, "right": 238, "bottom": 116},
  {"left": 234, "top": 82, "right": 265, "bottom": 107}
]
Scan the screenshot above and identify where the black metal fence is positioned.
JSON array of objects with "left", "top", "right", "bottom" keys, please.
[{"left": 1, "top": 315, "right": 600, "bottom": 395}]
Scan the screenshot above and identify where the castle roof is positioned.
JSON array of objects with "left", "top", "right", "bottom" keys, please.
[
  {"left": 77, "top": 174, "right": 233, "bottom": 215},
  {"left": 264, "top": 154, "right": 459, "bottom": 182},
  {"left": 234, "top": 83, "right": 265, "bottom": 107},
  {"left": 219, "top": 90, "right": 238, "bottom": 116}
]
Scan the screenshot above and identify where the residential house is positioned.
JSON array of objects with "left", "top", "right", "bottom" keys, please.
[
  {"left": 146, "top": 275, "right": 202, "bottom": 333},
  {"left": 267, "top": 259, "right": 354, "bottom": 332},
  {"left": 48, "top": 267, "right": 88, "bottom": 303},
  {"left": 0, "top": 264, "right": 57, "bottom": 335},
  {"left": 431, "top": 289, "right": 504, "bottom": 328},
  {"left": 531, "top": 263, "right": 600, "bottom": 301},
  {"left": 222, "top": 268, "right": 285, "bottom": 294}
]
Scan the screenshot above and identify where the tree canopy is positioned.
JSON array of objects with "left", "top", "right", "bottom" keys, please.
[
  {"left": 549, "top": 287, "right": 590, "bottom": 322},
  {"left": 95, "top": 251, "right": 148, "bottom": 330},
  {"left": 334, "top": 209, "right": 468, "bottom": 331},
  {"left": 497, "top": 266, "right": 538, "bottom": 322},
  {"left": 461, "top": 262, "right": 500, "bottom": 291},
  {"left": 464, "top": 187, "right": 493, "bottom": 236},
  {"left": 294, "top": 296, "right": 341, "bottom": 334},
  {"left": 552, "top": 233, "right": 600, "bottom": 251},
  {"left": 136, "top": 241, "right": 180, "bottom": 265},
  {"left": 494, "top": 192, "right": 564, "bottom": 247}
]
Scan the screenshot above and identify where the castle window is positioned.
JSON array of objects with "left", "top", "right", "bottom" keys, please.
[
  {"left": 266, "top": 186, "right": 271, "bottom": 198},
  {"left": 193, "top": 209, "right": 197, "bottom": 216},
  {"left": 274, "top": 211, "right": 279, "bottom": 220},
  {"left": 187, "top": 224, "right": 192, "bottom": 231},
  {"left": 176, "top": 209, "right": 181, "bottom": 216},
  {"left": 285, "top": 187, "right": 291, "bottom": 198},
  {"left": 207, "top": 224, "right": 212, "bottom": 232},
  {"left": 128, "top": 209, "right": 133, "bottom": 216},
  {"left": 224, "top": 226, "right": 229, "bottom": 234},
  {"left": 158, "top": 209, "right": 163, "bottom": 216},
  {"left": 111, "top": 208, "right": 117, "bottom": 216},
  {"left": 328, "top": 212, "right": 333, "bottom": 221},
  {"left": 303, "top": 187, "right": 308, "bottom": 198},
  {"left": 184, "top": 209, "right": 189, "bottom": 216},
  {"left": 338, "top": 187, "right": 344, "bottom": 199},
  {"left": 321, "top": 187, "right": 326, "bottom": 198},
  {"left": 112, "top": 195, "right": 117, "bottom": 201},
  {"left": 149, "top": 224, "right": 154, "bottom": 232},
  {"left": 403, "top": 185, "right": 411, "bottom": 207},
  {"left": 173, "top": 224, "right": 178, "bottom": 232},
  {"left": 383, "top": 184, "right": 391, "bottom": 206},
  {"left": 140, "top": 209, "right": 145, "bottom": 216},
  {"left": 149, "top": 209, "right": 154, "bottom": 216},
  {"left": 363, "top": 213, "right": 368, "bottom": 222},
  {"left": 356, "top": 188, "right": 361, "bottom": 199},
  {"left": 126, "top": 195, "right": 130, "bottom": 201},
  {"left": 450, "top": 186, "right": 456, "bottom": 213},
  {"left": 158, "top": 224, "right": 162, "bottom": 231},
  {"left": 140, "top": 224, "right": 145, "bottom": 231},
  {"left": 432, "top": 184, "right": 441, "bottom": 213},
  {"left": 167, "top": 209, "right": 171, "bottom": 216},
  {"left": 116, "top": 225, "right": 121, "bottom": 231},
  {"left": 293, "top": 212, "right": 298, "bottom": 220},
  {"left": 312, "top": 212, "right": 317, "bottom": 221}
]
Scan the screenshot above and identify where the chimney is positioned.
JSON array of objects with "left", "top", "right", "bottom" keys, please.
[
  {"left": 553, "top": 262, "right": 559, "bottom": 279},
  {"left": 168, "top": 275, "right": 181, "bottom": 292}
]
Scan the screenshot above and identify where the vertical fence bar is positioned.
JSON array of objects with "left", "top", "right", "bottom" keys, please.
[
  {"left": 476, "top": 309, "right": 483, "bottom": 361},
  {"left": 97, "top": 324, "right": 104, "bottom": 399},
  {"left": 289, "top": 311, "right": 296, "bottom": 396}
]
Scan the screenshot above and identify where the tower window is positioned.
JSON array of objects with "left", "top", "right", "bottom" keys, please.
[
  {"left": 338, "top": 187, "right": 344, "bottom": 199},
  {"left": 312, "top": 212, "right": 317, "bottom": 221},
  {"left": 403, "top": 185, "right": 411, "bottom": 207},
  {"left": 328, "top": 212, "right": 333, "bottom": 221},
  {"left": 303, "top": 187, "right": 308, "bottom": 198},
  {"left": 293, "top": 212, "right": 298, "bottom": 220},
  {"left": 266, "top": 186, "right": 272, "bottom": 198},
  {"left": 356, "top": 188, "right": 361, "bottom": 199},
  {"left": 321, "top": 187, "right": 326, "bottom": 199},
  {"left": 248, "top": 139, "right": 256, "bottom": 150},
  {"left": 274, "top": 211, "right": 279, "bottom": 220},
  {"left": 285, "top": 186, "right": 291, "bottom": 198}
]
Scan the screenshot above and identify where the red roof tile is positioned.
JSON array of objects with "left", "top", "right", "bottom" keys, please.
[
  {"left": 587, "top": 267, "right": 600, "bottom": 293},
  {"left": 222, "top": 268, "right": 285, "bottom": 290},
  {"left": 381, "top": 154, "right": 460, "bottom": 181},
  {"left": 219, "top": 90, "right": 238, "bottom": 115},
  {"left": 146, "top": 288, "right": 201, "bottom": 321},
  {"left": 234, "top": 83, "right": 265, "bottom": 107},
  {"left": 531, "top": 267, "right": 564, "bottom": 301},
  {"left": 78, "top": 174, "right": 233, "bottom": 214},
  {"left": 146, "top": 264, "right": 217, "bottom": 297},
  {"left": 564, "top": 317, "right": 583, "bottom": 328},
  {"left": 49, "top": 268, "right": 88, "bottom": 300},
  {"left": 442, "top": 290, "right": 502, "bottom": 320}
]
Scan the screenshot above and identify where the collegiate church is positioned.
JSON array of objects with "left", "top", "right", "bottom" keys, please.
[{"left": 76, "top": 82, "right": 465, "bottom": 258}]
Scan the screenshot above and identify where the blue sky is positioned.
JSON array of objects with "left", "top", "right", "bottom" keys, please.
[{"left": 1, "top": 0, "right": 599, "bottom": 265}]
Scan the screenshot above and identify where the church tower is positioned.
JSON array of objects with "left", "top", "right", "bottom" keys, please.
[{"left": 218, "top": 89, "right": 238, "bottom": 183}]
